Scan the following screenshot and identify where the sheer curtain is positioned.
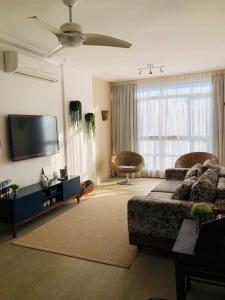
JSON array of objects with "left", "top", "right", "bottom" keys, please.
[{"left": 137, "top": 73, "right": 213, "bottom": 177}]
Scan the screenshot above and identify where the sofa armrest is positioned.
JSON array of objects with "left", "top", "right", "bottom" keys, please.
[
  {"left": 128, "top": 196, "right": 193, "bottom": 240},
  {"left": 165, "top": 168, "right": 189, "bottom": 180}
]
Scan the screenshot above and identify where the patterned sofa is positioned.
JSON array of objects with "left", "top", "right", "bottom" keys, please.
[{"left": 128, "top": 163, "right": 225, "bottom": 250}]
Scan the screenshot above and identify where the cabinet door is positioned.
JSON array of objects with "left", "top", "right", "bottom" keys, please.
[
  {"left": 14, "top": 191, "right": 43, "bottom": 223},
  {"left": 62, "top": 177, "right": 80, "bottom": 200}
]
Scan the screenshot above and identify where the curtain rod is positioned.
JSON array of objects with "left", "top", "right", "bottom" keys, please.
[{"left": 111, "top": 69, "right": 225, "bottom": 86}]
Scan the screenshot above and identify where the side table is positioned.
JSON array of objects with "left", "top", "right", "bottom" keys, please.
[{"left": 172, "top": 219, "right": 225, "bottom": 300}]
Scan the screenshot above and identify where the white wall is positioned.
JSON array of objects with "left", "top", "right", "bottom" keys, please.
[
  {"left": 0, "top": 51, "right": 65, "bottom": 187},
  {"left": 92, "top": 77, "right": 111, "bottom": 183},
  {"left": 0, "top": 51, "right": 111, "bottom": 188},
  {"left": 62, "top": 63, "right": 96, "bottom": 182}
]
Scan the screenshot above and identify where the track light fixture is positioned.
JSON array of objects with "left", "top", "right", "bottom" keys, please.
[{"left": 137, "top": 64, "right": 166, "bottom": 76}]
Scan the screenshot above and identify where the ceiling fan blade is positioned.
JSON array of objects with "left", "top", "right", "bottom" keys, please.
[
  {"left": 47, "top": 44, "right": 64, "bottom": 57},
  {"left": 28, "top": 16, "right": 61, "bottom": 39},
  {"left": 83, "top": 34, "right": 132, "bottom": 48}
]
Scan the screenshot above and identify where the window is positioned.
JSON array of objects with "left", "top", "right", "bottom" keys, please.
[{"left": 137, "top": 80, "right": 212, "bottom": 176}]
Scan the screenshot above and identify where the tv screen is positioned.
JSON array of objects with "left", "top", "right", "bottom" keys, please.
[{"left": 8, "top": 114, "right": 59, "bottom": 161}]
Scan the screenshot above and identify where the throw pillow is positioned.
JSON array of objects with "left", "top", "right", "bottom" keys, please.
[
  {"left": 198, "top": 167, "right": 219, "bottom": 185},
  {"left": 190, "top": 179, "right": 216, "bottom": 202},
  {"left": 202, "top": 159, "right": 220, "bottom": 172},
  {"left": 172, "top": 176, "right": 197, "bottom": 200},
  {"left": 185, "top": 163, "right": 203, "bottom": 179},
  {"left": 190, "top": 167, "right": 219, "bottom": 202}
]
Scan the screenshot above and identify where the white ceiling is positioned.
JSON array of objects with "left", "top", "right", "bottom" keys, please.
[{"left": 0, "top": 0, "right": 225, "bottom": 81}]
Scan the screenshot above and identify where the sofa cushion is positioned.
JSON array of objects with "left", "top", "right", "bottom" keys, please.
[
  {"left": 147, "top": 191, "right": 174, "bottom": 202},
  {"left": 165, "top": 168, "right": 188, "bottom": 180},
  {"left": 172, "top": 176, "right": 198, "bottom": 200},
  {"left": 151, "top": 179, "right": 183, "bottom": 193},
  {"left": 216, "top": 177, "right": 225, "bottom": 199},
  {"left": 185, "top": 163, "right": 203, "bottom": 179},
  {"left": 190, "top": 168, "right": 219, "bottom": 202}
]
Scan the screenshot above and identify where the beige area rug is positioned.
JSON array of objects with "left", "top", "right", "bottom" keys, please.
[{"left": 12, "top": 178, "right": 160, "bottom": 268}]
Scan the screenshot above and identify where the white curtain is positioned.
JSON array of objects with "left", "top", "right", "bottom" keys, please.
[
  {"left": 137, "top": 73, "right": 213, "bottom": 177},
  {"left": 111, "top": 83, "right": 137, "bottom": 154},
  {"left": 212, "top": 74, "right": 225, "bottom": 166}
]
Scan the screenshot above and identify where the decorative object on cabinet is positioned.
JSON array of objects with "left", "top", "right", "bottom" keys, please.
[
  {"left": 0, "top": 180, "right": 11, "bottom": 198},
  {"left": 69, "top": 101, "right": 82, "bottom": 127},
  {"left": 42, "top": 166, "right": 53, "bottom": 180},
  {"left": 85, "top": 113, "right": 96, "bottom": 137},
  {"left": 0, "top": 176, "right": 80, "bottom": 237},
  {"left": 60, "top": 166, "right": 68, "bottom": 179},
  {"left": 9, "top": 184, "right": 20, "bottom": 198}
]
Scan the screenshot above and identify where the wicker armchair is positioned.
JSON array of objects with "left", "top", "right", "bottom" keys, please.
[
  {"left": 175, "top": 152, "right": 219, "bottom": 168},
  {"left": 112, "top": 151, "right": 144, "bottom": 185}
]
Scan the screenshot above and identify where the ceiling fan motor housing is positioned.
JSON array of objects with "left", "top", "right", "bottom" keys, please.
[
  {"left": 62, "top": 0, "right": 78, "bottom": 7},
  {"left": 60, "top": 22, "right": 83, "bottom": 47}
]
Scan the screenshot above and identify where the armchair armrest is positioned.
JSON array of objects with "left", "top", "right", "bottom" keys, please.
[{"left": 165, "top": 168, "right": 189, "bottom": 180}]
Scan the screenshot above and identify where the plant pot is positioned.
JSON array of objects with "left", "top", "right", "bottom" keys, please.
[
  {"left": 101, "top": 110, "right": 109, "bottom": 121},
  {"left": 13, "top": 189, "right": 18, "bottom": 198},
  {"left": 196, "top": 218, "right": 203, "bottom": 235}
]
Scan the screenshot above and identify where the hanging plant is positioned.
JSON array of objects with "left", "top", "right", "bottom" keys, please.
[
  {"left": 85, "top": 113, "right": 96, "bottom": 137},
  {"left": 69, "top": 101, "right": 82, "bottom": 127}
]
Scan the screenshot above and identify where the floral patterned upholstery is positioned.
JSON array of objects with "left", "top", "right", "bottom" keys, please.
[
  {"left": 128, "top": 195, "right": 194, "bottom": 240},
  {"left": 128, "top": 161, "right": 221, "bottom": 250}
]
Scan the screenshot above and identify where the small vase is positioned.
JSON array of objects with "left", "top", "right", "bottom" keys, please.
[
  {"left": 13, "top": 189, "right": 18, "bottom": 198},
  {"left": 195, "top": 218, "right": 203, "bottom": 235}
]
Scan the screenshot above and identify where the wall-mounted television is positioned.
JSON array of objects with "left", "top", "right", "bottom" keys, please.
[{"left": 8, "top": 114, "right": 59, "bottom": 161}]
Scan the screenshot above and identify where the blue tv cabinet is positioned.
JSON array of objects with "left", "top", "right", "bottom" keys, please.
[{"left": 0, "top": 176, "right": 80, "bottom": 238}]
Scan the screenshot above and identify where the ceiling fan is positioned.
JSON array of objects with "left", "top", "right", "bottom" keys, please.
[{"left": 28, "top": 0, "right": 132, "bottom": 57}]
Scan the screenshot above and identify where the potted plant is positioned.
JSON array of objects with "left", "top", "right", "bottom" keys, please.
[
  {"left": 10, "top": 184, "right": 20, "bottom": 198},
  {"left": 191, "top": 202, "right": 212, "bottom": 234},
  {"left": 85, "top": 113, "right": 96, "bottom": 137},
  {"left": 69, "top": 100, "right": 82, "bottom": 128}
]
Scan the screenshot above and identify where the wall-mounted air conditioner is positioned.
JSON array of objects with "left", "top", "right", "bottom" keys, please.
[{"left": 3, "top": 50, "right": 60, "bottom": 83}]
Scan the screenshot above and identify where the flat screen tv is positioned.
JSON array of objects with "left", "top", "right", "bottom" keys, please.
[{"left": 8, "top": 114, "right": 59, "bottom": 161}]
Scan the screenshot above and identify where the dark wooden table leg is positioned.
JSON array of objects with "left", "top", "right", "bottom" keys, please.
[
  {"left": 77, "top": 196, "right": 80, "bottom": 203},
  {"left": 11, "top": 224, "right": 17, "bottom": 238},
  {"left": 174, "top": 254, "right": 186, "bottom": 300},
  {"left": 186, "top": 269, "right": 191, "bottom": 293}
]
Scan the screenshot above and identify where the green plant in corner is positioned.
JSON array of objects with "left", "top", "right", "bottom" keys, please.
[
  {"left": 69, "top": 101, "right": 82, "bottom": 127},
  {"left": 85, "top": 113, "right": 96, "bottom": 137}
]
